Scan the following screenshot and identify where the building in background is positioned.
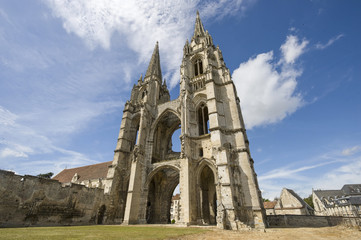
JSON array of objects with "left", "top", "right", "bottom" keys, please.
[
  {"left": 263, "top": 201, "right": 277, "bottom": 215},
  {"left": 263, "top": 188, "right": 313, "bottom": 215},
  {"left": 170, "top": 194, "right": 180, "bottom": 222},
  {"left": 53, "top": 161, "right": 112, "bottom": 189},
  {"left": 313, "top": 184, "right": 361, "bottom": 218}
]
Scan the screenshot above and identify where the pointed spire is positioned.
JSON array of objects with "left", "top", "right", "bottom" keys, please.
[
  {"left": 145, "top": 41, "right": 162, "bottom": 80},
  {"left": 193, "top": 11, "right": 206, "bottom": 39},
  {"left": 138, "top": 74, "right": 143, "bottom": 85}
]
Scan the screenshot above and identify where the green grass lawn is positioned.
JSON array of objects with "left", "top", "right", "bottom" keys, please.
[{"left": 0, "top": 225, "right": 208, "bottom": 240}]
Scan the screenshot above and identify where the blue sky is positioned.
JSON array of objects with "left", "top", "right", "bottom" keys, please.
[{"left": 0, "top": 0, "right": 360, "bottom": 199}]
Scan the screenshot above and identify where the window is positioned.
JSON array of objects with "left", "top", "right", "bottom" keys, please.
[
  {"left": 198, "top": 104, "right": 209, "bottom": 135},
  {"left": 199, "top": 148, "right": 203, "bottom": 157},
  {"left": 194, "top": 59, "right": 203, "bottom": 76}
]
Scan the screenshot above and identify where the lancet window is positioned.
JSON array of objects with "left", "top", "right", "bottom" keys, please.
[
  {"left": 194, "top": 59, "right": 203, "bottom": 76},
  {"left": 198, "top": 103, "right": 209, "bottom": 135}
]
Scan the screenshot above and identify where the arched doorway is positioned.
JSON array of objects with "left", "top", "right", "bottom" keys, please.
[
  {"left": 146, "top": 167, "right": 180, "bottom": 224},
  {"left": 199, "top": 165, "right": 217, "bottom": 225}
]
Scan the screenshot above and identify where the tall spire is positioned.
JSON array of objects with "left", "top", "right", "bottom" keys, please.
[
  {"left": 145, "top": 41, "right": 162, "bottom": 80},
  {"left": 193, "top": 11, "right": 206, "bottom": 39}
]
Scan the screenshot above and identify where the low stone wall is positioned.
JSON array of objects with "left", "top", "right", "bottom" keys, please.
[
  {"left": 0, "top": 170, "right": 108, "bottom": 227},
  {"left": 266, "top": 215, "right": 360, "bottom": 228}
]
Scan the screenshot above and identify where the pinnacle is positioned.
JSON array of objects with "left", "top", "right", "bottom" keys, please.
[
  {"left": 193, "top": 11, "right": 206, "bottom": 39},
  {"left": 145, "top": 42, "right": 162, "bottom": 80}
]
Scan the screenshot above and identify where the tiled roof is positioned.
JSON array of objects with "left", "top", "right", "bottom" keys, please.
[
  {"left": 172, "top": 194, "right": 180, "bottom": 201},
  {"left": 349, "top": 196, "right": 361, "bottom": 205},
  {"left": 263, "top": 201, "right": 277, "bottom": 209},
  {"left": 313, "top": 190, "right": 343, "bottom": 199},
  {"left": 53, "top": 161, "right": 112, "bottom": 183},
  {"left": 313, "top": 184, "right": 361, "bottom": 199},
  {"left": 341, "top": 184, "right": 361, "bottom": 195}
]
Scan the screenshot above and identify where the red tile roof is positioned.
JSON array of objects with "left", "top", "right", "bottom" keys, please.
[
  {"left": 172, "top": 194, "right": 180, "bottom": 201},
  {"left": 263, "top": 201, "right": 277, "bottom": 209},
  {"left": 53, "top": 161, "right": 112, "bottom": 183}
]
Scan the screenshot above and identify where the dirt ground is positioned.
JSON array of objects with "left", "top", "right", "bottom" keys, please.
[{"left": 172, "top": 226, "right": 361, "bottom": 240}]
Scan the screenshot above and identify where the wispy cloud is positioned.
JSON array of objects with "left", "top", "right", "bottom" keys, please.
[
  {"left": 341, "top": 145, "right": 361, "bottom": 156},
  {"left": 0, "top": 148, "right": 29, "bottom": 158},
  {"left": 280, "top": 35, "right": 309, "bottom": 64},
  {"left": 0, "top": 8, "right": 11, "bottom": 24},
  {"left": 315, "top": 34, "right": 344, "bottom": 50},
  {"left": 43, "top": 0, "right": 255, "bottom": 87},
  {"left": 0, "top": 105, "right": 102, "bottom": 175},
  {"left": 258, "top": 146, "right": 361, "bottom": 199},
  {"left": 232, "top": 34, "right": 307, "bottom": 129},
  {"left": 0, "top": 106, "right": 17, "bottom": 126},
  {"left": 258, "top": 161, "right": 334, "bottom": 181},
  {"left": 1, "top": 1, "right": 256, "bottom": 175}
]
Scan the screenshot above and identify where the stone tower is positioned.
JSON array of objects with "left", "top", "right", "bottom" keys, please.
[{"left": 104, "top": 12, "right": 265, "bottom": 229}]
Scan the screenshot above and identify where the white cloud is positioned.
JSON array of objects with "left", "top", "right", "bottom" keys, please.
[
  {"left": 342, "top": 145, "right": 361, "bottom": 156},
  {"left": 316, "top": 34, "right": 344, "bottom": 50},
  {"left": 0, "top": 105, "right": 103, "bottom": 174},
  {"left": 313, "top": 155, "right": 361, "bottom": 190},
  {"left": 280, "top": 35, "right": 309, "bottom": 64},
  {"left": 0, "top": 148, "right": 29, "bottom": 158},
  {"left": 233, "top": 34, "right": 307, "bottom": 129},
  {"left": 258, "top": 146, "right": 361, "bottom": 199},
  {"left": 0, "top": 106, "right": 17, "bottom": 126},
  {"left": 43, "top": 0, "right": 254, "bottom": 88},
  {"left": 0, "top": 8, "right": 11, "bottom": 24},
  {"left": 258, "top": 162, "right": 334, "bottom": 182}
]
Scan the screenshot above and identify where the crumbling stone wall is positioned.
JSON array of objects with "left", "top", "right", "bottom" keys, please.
[
  {"left": 0, "top": 170, "right": 108, "bottom": 227},
  {"left": 266, "top": 214, "right": 360, "bottom": 228}
]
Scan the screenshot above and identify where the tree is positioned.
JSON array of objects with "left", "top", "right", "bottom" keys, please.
[
  {"left": 37, "top": 172, "right": 54, "bottom": 179},
  {"left": 303, "top": 194, "right": 314, "bottom": 209},
  {"left": 263, "top": 198, "right": 270, "bottom": 202}
]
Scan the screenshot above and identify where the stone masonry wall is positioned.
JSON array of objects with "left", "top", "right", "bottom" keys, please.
[
  {"left": 0, "top": 170, "right": 108, "bottom": 227},
  {"left": 267, "top": 215, "right": 360, "bottom": 228}
]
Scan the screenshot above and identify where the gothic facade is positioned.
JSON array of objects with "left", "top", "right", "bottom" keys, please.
[{"left": 102, "top": 12, "right": 265, "bottom": 229}]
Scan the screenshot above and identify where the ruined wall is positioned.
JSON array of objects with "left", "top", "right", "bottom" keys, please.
[
  {"left": 274, "top": 208, "right": 305, "bottom": 215},
  {"left": 0, "top": 170, "right": 108, "bottom": 227},
  {"left": 267, "top": 215, "right": 360, "bottom": 228}
]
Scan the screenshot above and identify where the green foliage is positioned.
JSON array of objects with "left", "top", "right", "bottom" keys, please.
[
  {"left": 36, "top": 172, "right": 54, "bottom": 179},
  {"left": 263, "top": 198, "right": 270, "bottom": 202},
  {"left": 171, "top": 219, "right": 176, "bottom": 224},
  {"left": 303, "top": 194, "right": 314, "bottom": 209}
]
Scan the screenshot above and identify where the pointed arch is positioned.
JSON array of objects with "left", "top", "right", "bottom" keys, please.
[
  {"left": 191, "top": 54, "right": 204, "bottom": 77},
  {"left": 149, "top": 109, "right": 181, "bottom": 163},
  {"left": 129, "top": 113, "right": 141, "bottom": 150},
  {"left": 145, "top": 165, "right": 180, "bottom": 224},
  {"left": 197, "top": 102, "right": 209, "bottom": 136},
  {"left": 196, "top": 159, "right": 218, "bottom": 225}
]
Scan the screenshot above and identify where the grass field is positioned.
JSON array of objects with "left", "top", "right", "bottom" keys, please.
[{"left": 0, "top": 225, "right": 209, "bottom": 240}]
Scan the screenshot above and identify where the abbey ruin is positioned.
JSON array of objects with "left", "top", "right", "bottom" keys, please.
[{"left": 0, "top": 12, "right": 265, "bottom": 229}]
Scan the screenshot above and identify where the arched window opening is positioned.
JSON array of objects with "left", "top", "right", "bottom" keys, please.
[
  {"left": 198, "top": 104, "right": 209, "bottom": 135},
  {"left": 134, "top": 126, "right": 139, "bottom": 146},
  {"left": 171, "top": 128, "right": 181, "bottom": 152},
  {"left": 170, "top": 184, "right": 180, "bottom": 223},
  {"left": 130, "top": 115, "right": 140, "bottom": 151},
  {"left": 199, "top": 165, "right": 217, "bottom": 225},
  {"left": 194, "top": 59, "right": 203, "bottom": 76},
  {"left": 152, "top": 111, "right": 181, "bottom": 163},
  {"left": 97, "top": 205, "right": 106, "bottom": 224},
  {"left": 146, "top": 168, "right": 179, "bottom": 224}
]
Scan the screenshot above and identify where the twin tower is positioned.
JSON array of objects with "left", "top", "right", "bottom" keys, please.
[{"left": 103, "top": 12, "right": 265, "bottom": 229}]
